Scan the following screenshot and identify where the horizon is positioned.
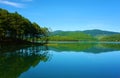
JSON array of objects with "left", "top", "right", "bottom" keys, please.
[
  {"left": 53, "top": 29, "right": 120, "bottom": 33},
  {"left": 0, "top": 0, "right": 120, "bottom": 32}
]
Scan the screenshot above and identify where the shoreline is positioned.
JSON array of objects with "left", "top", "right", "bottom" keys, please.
[{"left": 48, "top": 41, "right": 120, "bottom": 44}]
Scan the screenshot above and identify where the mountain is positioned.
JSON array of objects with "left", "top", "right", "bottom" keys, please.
[
  {"left": 51, "top": 29, "right": 120, "bottom": 36},
  {"left": 51, "top": 30, "right": 63, "bottom": 35},
  {"left": 49, "top": 30, "right": 96, "bottom": 41},
  {"left": 49, "top": 29, "right": 120, "bottom": 41},
  {"left": 82, "top": 29, "right": 120, "bottom": 36}
]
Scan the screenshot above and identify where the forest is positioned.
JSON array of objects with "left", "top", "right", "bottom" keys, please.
[
  {"left": 49, "top": 31, "right": 97, "bottom": 41},
  {"left": 0, "top": 8, "right": 49, "bottom": 44},
  {"left": 100, "top": 34, "right": 120, "bottom": 42},
  {"left": 49, "top": 30, "right": 120, "bottom": 42},
  {"left": 0, "top": 8, "right": 120, "bottom": 44}
]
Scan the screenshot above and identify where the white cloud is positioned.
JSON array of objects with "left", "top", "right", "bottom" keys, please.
[{"left": 0, "top": 0, "right": 24, "bottom": 8}]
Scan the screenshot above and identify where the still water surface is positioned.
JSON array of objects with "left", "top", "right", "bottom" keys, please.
[{"left": 0, "top": 43, "right": 120, "bottom": 78}]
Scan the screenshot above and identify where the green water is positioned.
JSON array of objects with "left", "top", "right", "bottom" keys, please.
[{"left": 0, "top": 43, "right": 120, "bottom": 78}]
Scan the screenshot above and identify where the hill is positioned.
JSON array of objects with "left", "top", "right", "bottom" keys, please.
[
  {"left": 49, "top": 29, "right": 120, "bottom": 41},
  {"left": 82, "top": 29, "right": 120, "bottom": 36},
  {"left": 49, "top": 30, "right": 96, "bottom": 41}
]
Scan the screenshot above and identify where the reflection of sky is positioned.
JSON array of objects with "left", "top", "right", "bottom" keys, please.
[{"left": 20, "top": 51, "right": 120, "bottom": 78}]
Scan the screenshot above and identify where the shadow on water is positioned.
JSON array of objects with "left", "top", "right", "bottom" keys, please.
[
  {"left": 0, "top": 42, "right": 120, "bottom": 78},
  {"left": 48, "top": 42, "right": 120, "bottom": 53},
  {"left": 0, "top": 44, "right": 50, "bottom": 78}
]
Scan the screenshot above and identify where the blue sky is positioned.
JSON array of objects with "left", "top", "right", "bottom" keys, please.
[{"left": 0, "top": 0, "right": 120, "bottom": 32}]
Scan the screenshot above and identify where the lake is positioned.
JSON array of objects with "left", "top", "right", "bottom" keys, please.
[{"left": 0, "top": 42, "right": 120, "bottom": 78}]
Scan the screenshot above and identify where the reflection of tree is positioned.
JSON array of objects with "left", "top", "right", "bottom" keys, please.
[
  {"left": 48, "top": 43, "right": 95, "bottom": 52},
  {"left": 0, "top": 45, "right": 50, "bottom": 78},
  {"left": 48, "top": 43, "right": 120, "bottom": 53},
  {"left": 100, "top": 43, "right": 120, "bottom": 50}
]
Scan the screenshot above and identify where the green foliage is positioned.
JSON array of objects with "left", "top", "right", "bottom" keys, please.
[
  {"left": 49, "top": 30, "right": 120, "bottom": 41},
  {"left": 83, "top": 29, "right": 119, "bottom": 36},
  {"left": 0, "top": 8, "right": 49, "bottom": 43},
  {"left": 48, "top": 35, "right": 76, "bottom": 41},
  {"left": 100, "top": 34, "right": 120, "bottom": 42},
  {"left": 49, "top": 31, "right": 97, "bottom": 41}
]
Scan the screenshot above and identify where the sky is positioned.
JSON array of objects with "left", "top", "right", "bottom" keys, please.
[{"left": 0, "top": 0, "right": 120, "bottom": 32}]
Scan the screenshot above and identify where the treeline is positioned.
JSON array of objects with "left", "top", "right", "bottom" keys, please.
[
  {"left": 49, "top": 35, "right": 77, "bottom": 41},
  {"left": 49, "top": 30, "right": 120, "bottom": 42},
  {"left": 0, "top": 8, "right": 49, "bottom": 43},
  {"left": 49, "top": 31, "right": 97, "bottom": 41},
  {"left": 100, "top": 34, "right": 120, "bottom": 42}
]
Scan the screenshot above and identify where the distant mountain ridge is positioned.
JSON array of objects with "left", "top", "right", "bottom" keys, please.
[
  {"left": 82, "top": 29, "right": 120, "bottom": 36},
  {"left": 51, "top": 29, "right": 120, "bottom": 36}
]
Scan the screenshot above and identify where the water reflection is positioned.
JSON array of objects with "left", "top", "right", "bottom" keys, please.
[
  {"left": 20, "top": 43, "right": 120, "bottom": 78},
  {"left": 48, "top": 43, "right": 120, "bottom": 53},
  {"left": 0, "top": 44, "right": 50, "bottom": 78},
  {"left": 0, "top": 43, "right": 120, "bottom": 78}
]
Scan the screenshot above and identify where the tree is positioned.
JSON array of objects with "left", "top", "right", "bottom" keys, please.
[{"left": 0, "top": 8, "right": 49, "bottom": 44}]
